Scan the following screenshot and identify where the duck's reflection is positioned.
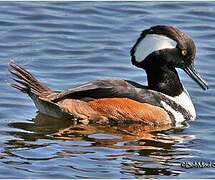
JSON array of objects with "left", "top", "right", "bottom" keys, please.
[{"left": 6, "top": 113, "right": 195, "bottom": 177}]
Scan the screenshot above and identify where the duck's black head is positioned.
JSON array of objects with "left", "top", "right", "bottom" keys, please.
[{"left": 131, "top": 25, "right": 208, "bottom": 96}]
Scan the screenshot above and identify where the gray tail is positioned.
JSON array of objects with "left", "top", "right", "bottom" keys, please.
[{"left": 9, "top": 61, "right": 53, "bottom": 97}]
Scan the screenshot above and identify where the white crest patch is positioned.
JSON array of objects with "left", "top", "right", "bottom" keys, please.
[{"left": 134, "top": 34, "right": 177, "bottom": 62}]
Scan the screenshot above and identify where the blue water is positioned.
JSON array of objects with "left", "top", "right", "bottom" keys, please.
[{"left": 0, "top": 2, "right": 215, "bottom": 178}]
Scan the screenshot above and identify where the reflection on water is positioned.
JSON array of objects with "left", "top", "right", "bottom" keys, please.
[{"left": 2, "top": 114, "right": 195, "bottom": 178}]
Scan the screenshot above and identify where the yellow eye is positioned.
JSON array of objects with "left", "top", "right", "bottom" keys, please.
[{"left": 181, "top": 49, "right": 187, "bottom": 56}]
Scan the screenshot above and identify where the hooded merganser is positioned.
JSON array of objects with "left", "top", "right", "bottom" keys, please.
[{"left": 9, "top": 25, "right": 208, "bottom": 127}]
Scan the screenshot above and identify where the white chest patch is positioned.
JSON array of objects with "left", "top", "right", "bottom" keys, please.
[
  {"left": 134, "top": 34, "right": 177, "bottom": 62},
  {"left": 161, "top": 101, "right": 185, "bottom": 127},
  {"left": 163, "top": 90, "right": 196, "bottom": 123}
]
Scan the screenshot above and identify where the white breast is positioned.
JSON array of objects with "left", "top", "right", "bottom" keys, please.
[
  {"left": 134, "top": 34, "right": 177, "bottom": 62},
  {"left": 161, "top": 101, "right": 185, "bottom": 127},
  {"left": 173, "top": 90, "right": 196, "bottom": 120},
  {"left": 163, "top": 90, "right": 196, "bottom": 122}
]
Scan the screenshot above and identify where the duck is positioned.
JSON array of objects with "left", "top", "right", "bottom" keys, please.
[{"left": 9, "top": 25, "right": 208, "bottom": 127}]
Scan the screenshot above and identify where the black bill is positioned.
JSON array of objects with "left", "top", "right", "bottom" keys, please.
[{"left": 183, "top": 64, "right": 208, "bottom": 90}]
